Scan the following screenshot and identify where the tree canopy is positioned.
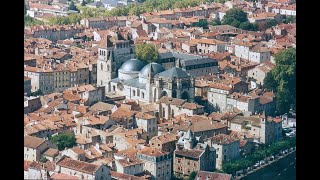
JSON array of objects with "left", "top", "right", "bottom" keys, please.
[
  {"left": 25, "top": 15, "right": 45, "bottom": 27},
  {"left": 69, "top": 1, "right": 79, "bottom": 11},
  {"left": 188, "top": 171, "right": 197, "bottom": 180},
  {"left": 135, "top": 43, "right": 159, "bottom": 64},
  {"left": 222, "top": 8, "right": 257, "bottom": 31},
  {"left": 50, "top": 133, "right": 76, "bottom": 151},
  {"left": 222, "top": 137, "right": 296, "bottom": 174},
  {"left": 239, "top": 21, "right": 257, "bottom": 31},
  {"left": 30, "top": 89, "right": 44, "bottom": 96},
  {"left": 263, "top": 48, "right": 296, "bottom": 114},
  {"left": 210, "top": 18, "right": 221, "bottom": 26},
  {"left": 282, "top": 15, "right": 296, "bottom": 24},
  {"left": 194, "top": 19, "right": 208, "bottom": 29},
  {"left": 37, "top": 0, "right": 206, "bottom": 25},
  {"left": 222, "top": 8, "right": 248, "bottom": 26}
]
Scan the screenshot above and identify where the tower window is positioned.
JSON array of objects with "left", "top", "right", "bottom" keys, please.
[{"left": 101, "top": 64, "right": 103, "bottom": 71}]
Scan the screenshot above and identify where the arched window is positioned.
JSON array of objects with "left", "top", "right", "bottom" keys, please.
[
  {"left": 142, "top": 92, "right": 145, "bottom": 98},
  {"left": 172, "top": 90, "right": 177, "bottom": 98},
  {"left": 107, "top": 65, "right": 110, "bottom": 72},
  {"left": 101, "top": 63, "right": 103, "bottom": 71},
  {"left": 172, "top": 109, "right": 174, "bottom": 118},
  {"left": 133, "top": 90, "right": 136, "bottom": 96},
  {"left": 137, "top": 89, "right": 140, "bottom": 97}
]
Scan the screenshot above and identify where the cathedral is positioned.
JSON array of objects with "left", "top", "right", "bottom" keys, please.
[{"left": 97, "top": 33, "right": 195, "bottom": 103}]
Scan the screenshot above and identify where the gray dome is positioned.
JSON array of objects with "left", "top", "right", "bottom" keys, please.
[
  {"left": 119, "top": 59, "right": 145, "bottom": 72},
  {"left": 139, "top": 62, "right": 166, "bottom": 77}
]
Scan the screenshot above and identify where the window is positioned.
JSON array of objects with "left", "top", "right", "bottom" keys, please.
[
  {"left": 224, "top": 149, "right": 226, "bottom": 153},
  {"left": 101, "top": 64, "right": 103, "bottom": 71},
  {"left": 133, "top": 90, "right": 136, "bottom": 96},
  {"left": 224, "top": 155, "right": 227, "bottom": 160},
  {"left": 216, "top": 154, "right": 218, "bottom": 158},
  {"left": 142, "top": 92, "right": 145, "bottom": 98}
]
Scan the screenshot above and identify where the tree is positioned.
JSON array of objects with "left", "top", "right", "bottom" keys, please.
[
  {"left": 265, "top": 19, "right": 278, "bottom": 28},
  {"left": 210, "top": 18, "right": 221, "bottom": 26},
  {"left": 239, "top": 21, "right": 257, "bottom": 31},
  {"left": 222, "top": 8, "right": 248, "bottom": 28},
  {"left": 30, "top": 89, "right": 44, "bottom": 96},
  {"left": 69, "top": 1, "right": 78, "bottom": 11},
  {"left": 263, "top": 48, "right": 296, "bottom": 114},
  {"left": 135, "top": 43, "right": 159, "bottom": 64},
  {"left": 282, "top": 15, "right": 295, "bottom": 24},
  {"left": 25, "top": 15, "right": 45, "bottom": 26},
  {"left": 188, "top": 171, "right": 197, "bottom": 180},
  {"left": 81, "top": 0, "right": 86, "bottom": 6},
  {"left": 194, "top": 19, "right": 208, "bottom": 29},
  {"left": 51, "top": 133, "right": 76, "bottom": 151},
  {"left": 40, "top": 157, "right": 48, "bottom": 163}
]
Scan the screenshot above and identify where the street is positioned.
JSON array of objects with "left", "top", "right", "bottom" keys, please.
[{"left": 241, "top": 151, "right": 296, "bottom": 180}]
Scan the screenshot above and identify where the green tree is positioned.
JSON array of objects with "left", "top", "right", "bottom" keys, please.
[
  {"left": 265, "top": 19, "right": 278, "bottom": 28},
  {"left": 239, "top": 21, "right": 257, "bottom": 31},
  {"left": 188, "top": 171, "right": 197, "bottom": 180},
  {"left": 215, "top": 0, "right": 226, "bottom": 3},
  {"left": 40, "top": 157, "right": 48, "bottom": 163},
  {"left": 194, "top": 19, "right": 208, "bottom": 29},
  {"left": 30, "top": 89, "right": 44, "bottom": 96},
  {"left": 210, "top": 18, "right": 221, "bottom": 26},
  {"left": 135, "top": 43, "right": 159, "bottom": 64},
  {"left": 51, "top": 133, "right": 76, "bottom": 151},
  {"left": 69, "top": 1, "right": 79, "bottom": 11},
  {"left": 264, "top": 48, "right": 296, "bottom": 114},
  {"left": 222, "top": 8, "right": 248, "bottom": 28},
  {"left": 282, "top": 15, "right": 295, "bottom": 24},
  {"left": 81, "top": 0, "right": 86, "bottom": 6},
  {"left": 25, "top": 15, "right": 45, "bottom": 26}
]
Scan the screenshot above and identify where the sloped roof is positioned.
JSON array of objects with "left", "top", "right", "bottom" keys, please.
[{"left": 157, "top": 67, "right": 189, "bottom": 79}]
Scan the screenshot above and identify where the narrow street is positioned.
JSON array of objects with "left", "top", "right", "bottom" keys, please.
[{"left": 241, "top": 151, "right": 296, "bottom": 180}]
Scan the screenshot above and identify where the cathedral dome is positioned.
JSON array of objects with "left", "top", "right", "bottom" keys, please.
[
  {"left": 119, "top": 59, "right": 145, "bottom": 73},
  {"left": 139, "top": 62, "right": 166, "bottom": 78}
]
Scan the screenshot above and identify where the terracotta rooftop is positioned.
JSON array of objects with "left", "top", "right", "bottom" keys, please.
[
  {"left": 135, "top": 112, "right": 156, "bottom": 120},
  {"left": 196, "top": 171, "right": 233, "bottom": 180},
  {"left": 57, "top": 156, "right": 101, "bottom": 174},
  {"left": 43, "top": 148, "right": 59, "bottom": 157},
  {"left": 50, "top": 173, "right": 79, "bottom": 180},
  {"left": 182, "top": 102, "right": 204, "bottom": 110},
  {"left": 157, "top": 96, "right": 186, "bottom": 106},
  {"left": 175, "top": 149, "right": 203, "bottom": 159},
  {"left": 138, "top": 147, "right": 169, "bottom": 157},
  {"left": 110, "top": 171, "right": 148, "bottom": 180},
  {"left": 208, "top": 134, "right": 240, "bottom": 145},
  {"left": 24, "top": 136, "right": 46, "bottom": 149},
  {"left": 70, "top": 147, "right": 86, "bottom": 155},
  {"left": 111, "top": 107, "right": 135, "bottom": 120}
]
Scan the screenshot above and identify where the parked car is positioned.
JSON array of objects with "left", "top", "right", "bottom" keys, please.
[
  {"left": 253, "top": 162, "right": 260, "bottom": 169},
  {"left": 270, "top": 155, "right": 275, "bottom": 160},
  {"left": 260, "top": 160, "right": 265, "bottom": 165}
]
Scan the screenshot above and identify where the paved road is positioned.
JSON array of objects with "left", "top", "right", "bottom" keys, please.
[{"left": 241, "top": 152, "right": 296, "bottom": 180}]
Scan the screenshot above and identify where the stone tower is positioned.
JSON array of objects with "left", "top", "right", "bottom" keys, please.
[
  {"left": 260, "top": 111, "right": 267, "bottom": 144},
  {"left": 97, "top": 37, "right": 116, "bottom": 92}
]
